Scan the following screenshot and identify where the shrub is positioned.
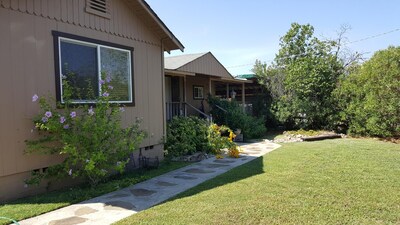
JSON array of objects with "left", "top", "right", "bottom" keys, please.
[
  {"left": 335, "top": 46, "right": 400, "bottom": 137},
  {"left": 208, "top": 96, "right": 267, "bottom": 139},
  {"left": 26, "top": 74, "right": 146, "bottom": 186},
  {"left": 164, "top": 116, "right": 209, "bottom": 158},
  {"left": 164, "top": 117, "right": 238, "bottom": 158}
]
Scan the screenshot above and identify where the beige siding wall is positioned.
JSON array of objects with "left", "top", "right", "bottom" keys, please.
[
  {"left": 0, "top": 0, "right": 160, "bottom": 46},
  {"left": 180, "top": 53, "right": 232, "bottom": 79},
  {"left": 185, "top": 75, "right": 211, "bottom": 115},
  {"left": 0, "top": 0, "right": 165, "bottom": 202}
]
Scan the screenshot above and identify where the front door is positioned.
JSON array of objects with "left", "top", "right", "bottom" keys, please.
[{"left": 171, "top": 76, "right": 180, "bottom": 102}]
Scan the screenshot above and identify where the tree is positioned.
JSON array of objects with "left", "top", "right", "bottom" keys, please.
[
  {"left": 335, "top": 46, "right": 400, "bottom": 137},
  {"left": 254, "top": 23, "right": 344, "bottom": 129}
]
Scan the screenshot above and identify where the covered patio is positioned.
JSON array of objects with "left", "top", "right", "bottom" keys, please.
[{"left": 164, "top": 52, "right": 251, "bottom": 121}]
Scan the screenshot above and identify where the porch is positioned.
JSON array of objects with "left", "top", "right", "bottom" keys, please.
[{"left": 165, "top": 74, "right": 250, "bottom": 121}]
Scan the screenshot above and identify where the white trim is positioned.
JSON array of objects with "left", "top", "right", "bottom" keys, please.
[
  {"left": 97, "top": 45, "right": 102, "bottom": 97},
  {"left": 193, "top": 86, "right": 204, "bottom": 99},
  {"left": 58, "top": 37, "right": 133, "bottom": 104}
]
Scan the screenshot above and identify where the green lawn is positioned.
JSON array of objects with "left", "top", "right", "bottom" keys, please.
[
  {"left": 0, "top": 161, "right": 190, "bottom": 225},
  {"left": 116, "top": 139, "right": 400, "bottom": 225}
]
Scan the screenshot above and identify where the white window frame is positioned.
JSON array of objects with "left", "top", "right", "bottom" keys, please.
[
  {"left": 193, "top": 86, "right": 204, "bottom": 99},
  {"left": 58, "top": 37, "right": 133, "bottom": 104}
]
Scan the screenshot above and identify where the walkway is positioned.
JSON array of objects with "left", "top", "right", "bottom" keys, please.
[{"left": 20, "top": 141, "right": 281, "bottom": 225}]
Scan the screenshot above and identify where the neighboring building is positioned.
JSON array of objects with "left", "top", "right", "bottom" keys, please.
[
  {"left": 0, "top": 0, "right": 183, "bottom": 202},
  {"left": 164, "top": 52, "right": 251, "bottom": 120}
]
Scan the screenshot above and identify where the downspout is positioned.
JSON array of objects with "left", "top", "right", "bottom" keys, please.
[{"left": 161, "top": 38, "right": 167, "bottom": 144}]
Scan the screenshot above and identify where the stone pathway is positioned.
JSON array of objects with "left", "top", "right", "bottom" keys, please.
[{"left": 20, "top": 141, "right": 281, "bottom": 225}]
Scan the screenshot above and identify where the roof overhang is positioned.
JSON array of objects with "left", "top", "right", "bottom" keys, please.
[
  {"left": 165, "top": 69, "right": 195, "bottom": 77},
  {"left": 136, "top": 0, "right": 184, "bottom": 52},
  {"left": 211, "top": 77, "right": 253, "bottom": 84}
]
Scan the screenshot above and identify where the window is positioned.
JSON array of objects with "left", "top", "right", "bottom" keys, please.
[
  {"left": 193, "top": 86, "right": 204, "bottom": 99},
  {"left": 53, "top": 31, "right": 134, "bottom": 105}
]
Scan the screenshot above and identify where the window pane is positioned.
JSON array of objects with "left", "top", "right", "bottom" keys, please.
[
  {"left": 100, "top": 47, "right": 131, "bottom": 102},
  {"left": 60, "top": 40, "right": 98, "bottom": 101}
]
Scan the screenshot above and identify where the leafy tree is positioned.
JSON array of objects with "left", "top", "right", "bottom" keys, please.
[
  {"left": 335, "top": 46, "right": 400, "bottom": 137},
  {"left": 254, "top": 23, "right": 343, "bottom": 129}
]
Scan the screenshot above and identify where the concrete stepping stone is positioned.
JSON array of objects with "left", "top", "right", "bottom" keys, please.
[
  {"left": 104, "top": 201, "right": 136, "bottom": 210},
  {"left": 213, "top": 159, "right": 235, "bottom": 164},
  {"left": 156, "top": 181, "right": 178, "bottom": 186},
  {"left": 183, "top": 168, "right": 215, "bottom": 174},
  {"left": 173, "top": 175, "right": 198, "bottom": 180},
  {"left": 130, "top": 188, "right": 156, "bottom": 197},
  {"left": 74, "top": 206, "right": 98, "bottom": 216},
  {"left": 107, "top": 193, "right": 131, "bottom": 199},
  {"left": 19, "top": 141, "right": 281, "bottom": 225},
  {"left": 204, "top": 163, "right": 229, "bottom": 168},
  {"left": 49, "top": 217, "right": 88, "bottom": 225}
]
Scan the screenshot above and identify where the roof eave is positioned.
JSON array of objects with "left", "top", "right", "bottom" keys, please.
[{"left": 139, "top": 0, "right": 184, "bottom": 51}]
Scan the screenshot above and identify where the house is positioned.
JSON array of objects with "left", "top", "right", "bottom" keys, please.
[
  {"left": 164, "top": 52, "right": 251, "bottom": 121},
  {"left": 0, "top": 0, "right": 183, "bottom": 202}
]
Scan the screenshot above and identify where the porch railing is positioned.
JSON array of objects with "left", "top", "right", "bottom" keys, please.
[
  {"left": 166, "top": 102, "right": 212, "bottom": 123},
  {"left": 166, "top": 102, "right": 186, "bottom": 121}
]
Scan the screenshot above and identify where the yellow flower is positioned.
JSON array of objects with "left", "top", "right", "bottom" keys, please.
[
  {"left": 228, "top": 146, "right": 240, "bottom": 158},
  {"left": 228, "top": 131, "right": 236, "bottom": 142},
  {"left": 216, "top": 154, "right": 224, "bottom": 159}
]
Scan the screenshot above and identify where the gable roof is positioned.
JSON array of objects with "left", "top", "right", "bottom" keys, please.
[
  {"left": 165, "top": 52, "right": 208, "bottom": 70},
  {"left": 165, "top": 52, "right": 234, "bottom": 79},
  {"left": 134, "top": 0, "right": 184, "bottom": 52}
]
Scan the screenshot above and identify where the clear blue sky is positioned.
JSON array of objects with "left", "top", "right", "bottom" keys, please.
[{"left": 147, "top": 0, "right": 400, "bottom": 75}]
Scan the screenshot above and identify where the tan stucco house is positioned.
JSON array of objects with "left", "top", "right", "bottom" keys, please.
[
  {"left": 164, "top": 52, "right": 251, "bottom": 121},
  {"left": 0, "top": 0, "right": 183, "bottom": 202}
]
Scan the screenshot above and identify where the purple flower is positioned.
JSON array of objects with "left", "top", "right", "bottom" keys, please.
[
  {"left": 32, "top": 94, "right": 39, "bottom": 102},
  {"left": 45, "top": 111, "right": 52, "bottom": 118},
  {"left": 99, "top": 79, "right": 105, "bottom": 85},
  {"left": 60, "top": 116, "right": 66, "bottom": 124},
  {"left": 63, "top": 124, "right": 69, "bottom": 129},
  {"left": 68, "top": 169, "right": 72, "bottom": 176},
  {"left": 41, "top": 117, "right": 48, "bottom": 123},
  {"left": 88, "top": 107, "right": 94, "bottom": 116},
  {"left": 108, "top": 85, "right": 113, "bottom": 90},
  {"left": 102, "top": 92, "right": 109, "bottom": 97},
  {"left": 106, "top": 76, "right": 112, "bottom": 83},
  {"left": 70, "top": 111, "right": 76, "bottom": 118}
]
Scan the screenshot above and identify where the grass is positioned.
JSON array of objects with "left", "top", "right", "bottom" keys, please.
[
  {"left": 0, "top": 161, "right": 190, "bottom": 224},
  {"left": 116, "top": 139, "right": 400, "bottom": 225}
]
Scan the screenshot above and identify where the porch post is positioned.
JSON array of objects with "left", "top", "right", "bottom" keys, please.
[
  {"left": 242, "top": 82, "right": 245, "bottom": 112},
  {"left": 183, "top": 75, "right": 187, "bottom": 116},
  {"left": 226, "top": 83, "right": 229, "bottom": 99},
  {"left": 209, "top": 77, "right": 212, "bottom": 95}
]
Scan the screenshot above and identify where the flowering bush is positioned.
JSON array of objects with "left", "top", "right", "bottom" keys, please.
[
  {"left": 26, "top": 74, "right": 146, "bottom": 186},
  {"left": 164, "top": 117, "right": 239, "bottom": 158},
  {"left": 208, "top": 124, "right": 237, "bottom": 155},
  {"left": 228, "top": 146, "right": 241, "bottom": 158}
]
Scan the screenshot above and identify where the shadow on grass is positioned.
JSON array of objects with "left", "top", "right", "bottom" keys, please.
[
  {"left": 165, "top": 155, "right": 265, "bottom": 202},
  {"left": 0, "top": 161, "right": 190, "bottom": 225}
]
